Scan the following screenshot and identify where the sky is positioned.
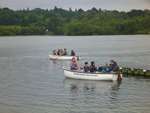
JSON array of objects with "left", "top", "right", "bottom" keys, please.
[{"left": 0, "top": 0, "right": 150, "bottom": 11}]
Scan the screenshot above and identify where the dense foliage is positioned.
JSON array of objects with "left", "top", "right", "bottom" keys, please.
[{"left": 0, "top": 7, "right": 150, "bottom": 35}]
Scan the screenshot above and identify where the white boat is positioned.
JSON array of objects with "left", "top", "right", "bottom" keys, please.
[
  {"left": 49, "top": 55, "right": 79, "bottom": 60},
  {"left": 64, "top": 69, "right": 122, "bottom": 81}
]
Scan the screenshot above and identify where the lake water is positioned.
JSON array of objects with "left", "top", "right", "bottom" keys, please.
[{"left": 0, "top": 35, "right": 150, "bottom": 113}]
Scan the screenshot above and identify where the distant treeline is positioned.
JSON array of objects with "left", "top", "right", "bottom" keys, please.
[{"left": 0, "top": 7, "right": 150, "bottom": 35}]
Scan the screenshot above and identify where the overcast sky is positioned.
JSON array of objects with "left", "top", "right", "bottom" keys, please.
[{"left": 0, "top": 0, "right": 150, "bottom": 11}]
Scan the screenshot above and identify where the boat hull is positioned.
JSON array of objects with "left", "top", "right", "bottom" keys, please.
[
  {"left": 64, "top": 69, "right": 122, "bottom": 81},
  {"left": 49, "top": 55, "right": 77, "bottom": 60}
]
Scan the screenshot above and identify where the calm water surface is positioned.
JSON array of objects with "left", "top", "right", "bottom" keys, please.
[{"left": 0, "top": 35, "right": 150, "bottom": 113}]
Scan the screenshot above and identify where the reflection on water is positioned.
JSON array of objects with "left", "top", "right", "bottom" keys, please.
[
  {"left": 63, "top": 79, "right": 124, "bottom": 113},
  {"left": 64, "top": 78, "right": 122, "bottom": 96},
  {"left": 111, "top": 80, "right": 122, "bottom": 90}
]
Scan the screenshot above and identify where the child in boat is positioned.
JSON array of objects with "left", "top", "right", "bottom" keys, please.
[
  {"left": 97, "top": 65, "right": 103, "bottom": 72},
  {"left": 89, "top": 61, "right": 97, "bottom": 73},
  {"left": 70, "top": 57, "right": 79, "bottom": 70},
  {"left": 83, "top": 62, "right": 90, "bottom": 72},
  {"left": 98, "top": 63, "right": 112, "bottom": 73},
  {"left": 102, "top": 63, "right": 111, "bottom": 73}
]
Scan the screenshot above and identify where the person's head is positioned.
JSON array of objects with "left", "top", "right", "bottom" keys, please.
[
  {"left": 85, "top": 62, "right": 88, "bottom": 65},
  {"left": 110, "top": 60, "right": 115, "bottom": 63},
  {"left": 91, "top": 61, "right": 95, "bottom": 65},
  {"left": 105, "top": 63, "right": 108, "bottom": 66},
  {"left": 71, "top": 57, "right": 76, "bottom": 63},
  {"left": 64, "top": 48, "right": 66, "bottom": 51}
]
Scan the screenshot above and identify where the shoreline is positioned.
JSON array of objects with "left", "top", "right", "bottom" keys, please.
[{"left": 0, "top": 34, "right": 150, "bottom": 37}]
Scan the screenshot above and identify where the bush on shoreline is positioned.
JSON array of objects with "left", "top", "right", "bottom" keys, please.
[{"left": 0, "top": 8, "right": 150, "bottom": 35}]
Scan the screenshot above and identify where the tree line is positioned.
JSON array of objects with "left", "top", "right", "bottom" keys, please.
[{"left": 0, "top": 7, "right": 150, "bottom": 35}]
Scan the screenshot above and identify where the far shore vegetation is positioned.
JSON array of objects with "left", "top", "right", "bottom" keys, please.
[{"left": 0, "top": 7, "right": 150, "bottom": 36}]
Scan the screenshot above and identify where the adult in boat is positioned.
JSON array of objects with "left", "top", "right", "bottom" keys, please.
[
  {"left": 109, "top": 60, "right": 119, "bottom": 72},
  {"left": 53, "top": 49, "right": 57, "bottom": 55},
  {"left": 89, "top": 61, "right": 97, "bottom": 73},
  {"left": 70, "top": 57, "right": 79, "bottom": 70},
  {"left": 63, "top": 48, "right": 67, "bottom": 55},
  {"left": 54, "top": 48, "right": 63, "bottom": 56},
  {"left": 52, "top": 48, "right": 68, "bottom": 56},
  {"left": 71, "top": 50, "right": 76, "bottom": 56},
  {"left": 60, "top": 49, "right": 64, "bottom": 56},
  {"left": 57, "top": 49, "right": 60, "bottom": 56},
  {"left": 83, "top": 62, "right": 90, "bottom": 72}
]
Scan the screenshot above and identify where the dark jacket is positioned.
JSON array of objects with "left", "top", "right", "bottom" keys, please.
[
  {"left": 84, "top": 66, "right": 90, "bottom": 72},
  {"left": 89, "top": 65, "right": 97, "bottom": 72}
]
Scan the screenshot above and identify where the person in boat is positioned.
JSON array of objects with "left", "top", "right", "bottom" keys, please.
[
  {"left": 63, "top": 48, "right": 67, "bottom": 55},
  {"left": 83, "top": 62, "right": 90, "bottom": 72},
  {"left": 97, "top": 65, "right": 103, "bottom": 72},
  {"left": 71, "top": 50, "right": 76, "bottom": 56},
  {"left": 59, "top": 49, "right": 63, "bottom": 56},
  {"left": 53, "top": 49, "right": 57, "bottom": 55},
  {"left": 89, "top": 61, "right": 97, "bottom": 73},
  {"left": 109, "top": 60, "right": 119, "bottom": 72},
  {"left": 57, "top": 49, "right": 60, "bottom": 56},
  {"left": 70, "top": 57, "right": 79, "bottom": 70},
  {"left": 102, "top": 63, "right": 111, "bottom": 73}
]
